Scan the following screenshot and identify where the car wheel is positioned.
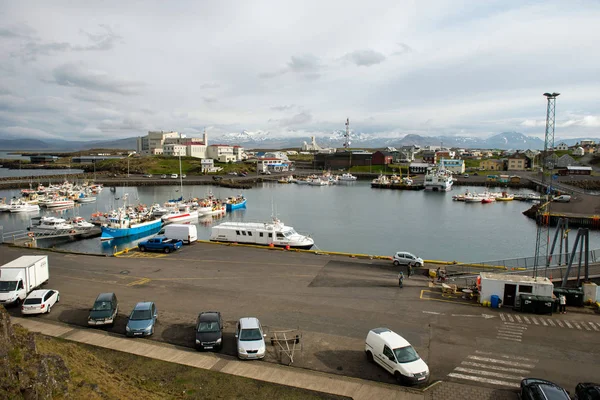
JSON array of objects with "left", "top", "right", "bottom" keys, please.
[
  {"left": 393, "top": 260, "right": 399, "bottom": 266},
  {"left": 414, "top": 262, "right": 422, "bottom": 268},
  {"left": 164, "top": 247, "right": 171, "bottom": 254},
  {"left": 139, "top": 246, "right": 146, "bottom": 252},
  {"left": 57, "top": 294, "right": 60, "bottom": 302},
  {"left": 394, "top": 371, "right": 403, "bottom": 384},
  {"left": 366, "top": 351, "right": 374, "bottom": 363},
  {"left": 47, "top": 304, "right": 51, "bottom": 314}
]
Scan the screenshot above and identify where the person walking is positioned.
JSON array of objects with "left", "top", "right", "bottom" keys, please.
[
  {"left": 559, "top": 294, "right": 567, "bottom": 314},
  {"left": 436, "top": 267, "right": 441, "bottom": 282},
  {"left": 407, "top": 264, "right": 413, "bottom": 278},
  {"left": 398, "top": 271, "right": 404, "bottom": 288}
]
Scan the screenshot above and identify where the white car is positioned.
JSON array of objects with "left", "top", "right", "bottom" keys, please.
[
  {"left": 21, "top": 289, "right": 60, "bottom": 315},
  {"left": 393, "top": 252, "right": 424, "bottom": 267},
  {"left": 171, "top": 174, "right": 178, "bottom": 179},
  {"left": 235, "top": 317, "right": 266, "bottom": 360}
]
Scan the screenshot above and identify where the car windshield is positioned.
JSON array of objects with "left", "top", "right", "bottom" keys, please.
[
  {"left": 92, "top": 301, "right": 112, "bottom": 311},
  {"left": 197, "top": 321, "right": 220, "bottom": 333},
  {"left": 0, "top": 281, "right": 17, "bottom": 292},
  {"left": 240, "top": 328, "right": 263, "bottom": 341},
  {"left": 24, "top": 298, "right": 42, "bottom": 305},
  {"left": 130, "top": 309, "right": 152, "bottom": 320},
  {"left": 393, "top": 345, "right": 420, "bottom": 363}
]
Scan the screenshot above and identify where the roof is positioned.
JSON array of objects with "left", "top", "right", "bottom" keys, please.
[
  {"left": 239, "top": 317, "right": 260, "bottom": 329},
  {"left": 480, "top": 272, "right": 552, "bottom": 285},
  {"left": 134, "top": 302, "right": 153, "bottom": 310},
  {"left": 410, "top": 163, "right": 431, "bottom": 168},
  {"left": 566, "top": 166, "right": 592, "bottom": 170},
  {"left": 26, "top": 290, "right": 49, "bottom": 299},
  {"left": 199, "top": 311, "right": 220, "bottom": 322},
  {"left": 372, "top": 328, "right": 410, "bottom": 348},
  {"left": 96, "top": 292, "right": 115, "bottom": 301}
]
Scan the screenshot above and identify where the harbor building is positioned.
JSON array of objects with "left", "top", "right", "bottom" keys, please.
[{"left": 440, "top": 159, "right": 465, "bottom": 174}]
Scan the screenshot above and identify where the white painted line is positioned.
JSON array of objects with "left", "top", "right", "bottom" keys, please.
[
  {"left": 448, "top": 373, "right": 520, "bottom": 388},
  {"left": 500, "top": 313, "right": 506, "bottom": 322},
  {"left": 468, "top": 356, "right": 535, "bottom": 368},
  {"left": 523, "top": 316, "right": 531, "bottom": 324},
  {"left": 565, "top": 321, "right": 574, "bottom": 329},
  {"left": 454, "top": 367, "right": 524, "bottom": 381},
  {"left": 573, "top": 322, "right": 582, "bottom": 330},
  {"left": 582, "top": 323, "right": 591, "bottom": 331},
  {"left": 461, "top": 361, "right": 530, "bottom": 374},
  {"left": 531, "top": 317, "right": 540, "bottom": 325},
  {"left": 423, "top": 311, "right": 445, "bottom": 315},
  {"left": 540, "top": 319, "right": 548, "bottom": 326},
  {"left": 592, "top": 322, "right": 600, "bottom": 329},
  {"left": 557, "top": 320, "right": 564, "bottom": 328},
  {"left": 474, "top": 351, "right": 538, "bottom": 363},
  {"left": 507, "top": 314, "right": 514, "bottom": 322},
  {"left": 547, "top": 319, "right": 555, "bottom": 327},
  {"left": 515, "top": 315, "right": 523, "bottom": 323},
  {"left": 502, "top": 323, "right": 528, "bottom": 330},
  {"left": 496, "top": 336, "right": 522, "bottom": 342},
  {"left": 589, "top": 322, "right": 599, "bottom": 332},
  {"left": 497, "top": 330, "right": 523, "bottom": 336}
]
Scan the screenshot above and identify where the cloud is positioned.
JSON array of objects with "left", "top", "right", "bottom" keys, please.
[
  {"left": 202, "top": 97, "right": 217, "bottom": 104},
  {"left": 521, "top": 115, "right": 600, "bottom": 129},
  {"left": 342, "top": 49, "right": 386, "bottom": 66},
  {"left": 0, "top": 126, "right": 57, "bottom": 139},
  {"left": 392, "top": 42, "right": 413, "bottom": 56},
  {"left": 271, "top": 104, "right": 295, "bottom": 111},
  {"left": 200, "top": 82, "right": 220, "bottom": 89},
  {"left": 51, "top": 63, "right": 144, "bottom": 95},
  {"left": 260, "top": 54, "right": 323, "bottom": 80},
  {"left": 279, "top": 111, "right": 312, "bottom": 127},
  {"left": 0, "top": 25, "right": 36, "bottom": 40},
  {"left": 76, "top": 25, "right": 122, "bottom": 51}
]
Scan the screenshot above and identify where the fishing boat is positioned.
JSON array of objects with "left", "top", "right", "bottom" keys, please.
[
  {"left": 210, "top": 216, "right": 314, "bottom": 249},
  {"left": 496, "top": 192, "right": 514, "bottom": 201},
  {"left": 100, "top": 196, "right": 162, "bottom": 241},
  {"left": 338, "top": 173, "right": 357, "bottom": 182},
  {"left": 9, "top": 202, "right": 40, "bottom": 213},
  {"left": 225, "top": 195, "right": 247, "bottom": 211},
  {"left": 161, "top": 206, "right": 199, "bottom": 224},
  {"left": 75, "top": 191, "right": 97, "bottom": 203},
  {"left": 424, "top": 166, "right": 454, "bottom": 192}
]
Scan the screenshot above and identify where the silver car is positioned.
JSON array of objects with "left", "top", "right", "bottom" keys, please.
[
  {"left": 236, "top": 317, "right": 266, "bottom": 360},
  {"left": 393, "top": 252, "right": 424, "bottom": 267}
]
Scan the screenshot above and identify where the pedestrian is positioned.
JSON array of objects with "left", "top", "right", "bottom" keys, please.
[
  {"left": 407, "top": 264, "right": 412, "bottom": 278},
  {"left": 559, "top": 294, "right": 567, "bottom": 314},
  {"left": 398, "top": 271, "right": 404, "bottom": 288},
  {"left": 436, "top": 267, "right": 441, "bottom": 282}
]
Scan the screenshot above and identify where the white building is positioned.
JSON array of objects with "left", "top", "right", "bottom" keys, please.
[
  {"left": 580, "top": 139, "right": 596, "bottom": 146},
  {"left": 555, "top": 142, "right": 569, "bottom": 151},
  {"left": 264, "top": 151, "right": 289, "bottom": 161},
  {"left": 163, "top": 143, "right": 187, "bottom": 157},
  {"left": 137, "top": 130, "right": 209, "bottom": 157},
  {"left": 257, "top": 158, "right": 290, "bottom": 173},
  {"left": 137, "top": 131, "right": 181, "bottom": 155},
  {"left": 440, "top": 159, "right": 465, "bottom": 174},
  {"left": 207, "top": 144, "right": 237, "bottom": 163}
]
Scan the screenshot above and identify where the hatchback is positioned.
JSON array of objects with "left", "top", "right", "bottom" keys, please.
[
  {"left": 88, "top": 292, "right": 118, "bottom": 326},
  {"left": 393, "top": 252, "right": 424, "bottom": 267},
  {"left": 195, "top": 311, "right": 223, "bottom": 351},
  {"left": 21, "top": 289, "right": 60, "bottom": 315},
  {"left": 126, "top": 301, "right": 157, "bottom": 337},
  {"left": 236, "top": 317, "right": 266, "bottom": 360}
]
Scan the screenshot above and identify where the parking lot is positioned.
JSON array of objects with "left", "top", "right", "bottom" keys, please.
[{"left": 1, "top": 244, "right": 599, "bottom": 393}]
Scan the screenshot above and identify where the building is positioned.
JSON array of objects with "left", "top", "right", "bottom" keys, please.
[
  {"left": 137, "top": 131, "right": 181, "bottom": 155},
  {"left": 163, "top": 143, "right": 187, "bottom": 157},
  {"left": 507, "top": 153, "right": 528, "bottom": 171},
  {"left": 555, "top": 142, "right": 569, "bottom": 151},
  {"left": 440, "top": 159, "right": 465, "bottom": 174},
  {"left": 136, "top": 130, "right": 209, "bottom": 157},
  {"left": 29, "top": 155, "right": 58, "bottom": 163},
  {"left": 556, "top": 154, "right": 576, "bottom": 168},
  {"left": 572, "top": 146, "right": 585, "bottom": 156},
  {"left": 421, "top": 151, "right": 437, "bottom": 164},
  {"left": 409, "top": 162, "right": 430, "bottom": 174},
  {"left": 256, "top": 158, "right": 291, "bottom": 173},
  {"left": 397, "top": 146, "right": 417, "bottom": 162},
  {"left": 371, "top": 151, "right": 393, "bottom": 165},
  {"left": 186, "top": 142, "right": 208, "bottom": 159},
  {"left": 314, "top": 151, "right": 373, "bottom": 170},
  {"left": 478, "top": 272, "right": 553, "bottom": 308},
  {"left": 580, "top": 139, "right": 596, "bottom": 146},
  {"left": 559, "top": 166, "right": 592, "bottom": 176},
  {"left": 207, "top": 145, "right": 237, "bottom": 163},
  {"left": 480, "top": 159, "right": 504, "bottom": 171}
]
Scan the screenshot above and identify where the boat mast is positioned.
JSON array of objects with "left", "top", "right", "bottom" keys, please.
[{"left": 179, "top": 154, "right": 183, "bottom": 199}]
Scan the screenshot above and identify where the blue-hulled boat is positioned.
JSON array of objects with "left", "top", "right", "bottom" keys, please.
[
  {"left": 100, "top": 201, "right": 163, "bottom": 241},
  {"left": 225, "top": 195, "right": 247, "bottom": 212}
]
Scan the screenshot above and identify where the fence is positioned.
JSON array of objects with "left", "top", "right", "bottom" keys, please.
[{"left": 0, "top": 226, "right": 30, "bottom": 244}]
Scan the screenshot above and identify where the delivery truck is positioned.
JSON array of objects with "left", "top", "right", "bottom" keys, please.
[{"left": 0, "top": 255, "right": 49, "bottom": 306}]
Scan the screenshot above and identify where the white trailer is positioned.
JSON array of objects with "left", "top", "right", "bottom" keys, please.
[
  {"left": 0, "top": 255, "right": 49, "bottom": 306},
  {"left": 479, "top": 272, "right": 553, "bottom": 308}
]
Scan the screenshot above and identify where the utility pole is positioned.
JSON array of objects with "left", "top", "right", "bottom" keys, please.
[{"left": 533, "top": 92, "right": 560, "bottom": 278}]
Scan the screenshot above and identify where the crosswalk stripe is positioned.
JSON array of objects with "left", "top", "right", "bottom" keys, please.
[
  {"left": 454, "top": 367, "right": 524, "bottom": 381},
  {"left": 548, "top": 319, "right": 555, "bottom": 327},
  {"left": 500, "top": 313, "right": 506, "bottom": 322},
  {"left": 540, "top": 318, "right": 548, "bottom": 326},
  {"left": 468, "top": 356, "right": 535, "bottom": 368},
  {"left": 502, "top": 322, "right": 527, "bottom": 330},
  {"left": 507, "top": 314, "right": 514, "bottom": 322},
  {"left": 498, "top": 330, "right": 523, "bottom": 336},
  {"left": 565, "top": 321, "right": 574, "bottom": 329},
  {"left": 573, "top": 322, "right": 582, "bottom": 330},
  {"left": 523, "top": 316, "right": 531, "bottom": 324},
  {"left": 461, "top": 361, "right": 530, "bottom": 374},
  {"left": 531, "top": 317, "right": 540, "bottom": 325},
  {"left": 583, "top": 323, "right": 591, "bottom": 331},
  {"left": 499, "top": 325, "right": 526, "bottom": 332},
  {"left": 448, "top": 373, "right": 520, "bottom": 388},
  {"left": 557, "top": 320, "right": 564, "bottom": 328},
  {"left": 589, "top": 322, "right": 599, "bottom": 332},
  {"left": 474, "top": 351, "right": 538, "bottom": 362},
  {"left": 515, "top": 315, "right": 523, "bottom": 323},
  {"left": 497, "top": 335, "right": 521, "bottom": 342}
]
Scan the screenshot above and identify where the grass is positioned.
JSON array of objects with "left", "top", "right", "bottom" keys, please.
[
  {"left": 83, "top": 157, "right": 257, "bottom": 176},
  {"left": 35, "top": 334, "right": 347, "bottom": 400}
]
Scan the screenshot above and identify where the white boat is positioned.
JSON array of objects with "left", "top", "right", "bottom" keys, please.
[
  {"left": 75, "top": 192, "right": 97, "bottom": 203},
  {"left": 424, "top": 167, "right": 454, "bottom": 192},
  {"left": 161, "top": 207, "right": 199, "bottom": 224},
  {"left": 9, "top": 203, "right": 40, "bottom": 213},
  {"left": 210, "top": 217, "right": 314, "bottom": 249},
  {"left": 338, "top": 173, "right": 357, "bottom": 181},
  {"left": 308, "top": 178, "right": 329, "bottom": 186},
  {"left": 30, "top": 216, "right": 72, "bottom": 231}
]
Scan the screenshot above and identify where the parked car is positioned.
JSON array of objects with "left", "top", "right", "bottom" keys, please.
[
  {"left": 138, "top": 236, "right": 183, "bottom": 253},
  {"left": 170, "top": 173, "right": 178, "bottom": 179},
  {"left": 240, "top": 172, "right": 248, "bottom": 177},
  {"left": 553, "top": 195, "right": 571, "bottom": 203},
  {"left": 260, "top": 170, "right": 271, "bottom": 175},
  {"left": 575, "top": 382, "right": 600, "bottom": 399},
  {"left": 235, "top": 317, "right": 266, "bottom": 360},
  {"left": 181, "top": 174, "right": 186, "bottom": 179},
  {"left": 21, "top": 289, "right": 59, "bottom": 315},
  {"left": 161, "top": 174, "right": 167, "bottom": 179},
  {"left": 126, "top": 301, "right": 157, "bottom": 337},
  {"left": 463, "top": 174, "right": 469, "bottom": 178},
  {"left": 144, "top": 174, "right": 152, "bottom": 178},
  {"left": 212, "top": 175, "right": 223, "bottom": 182},
  {"left": 195, "top": 311, "right": 223, "bottom": 351},
  {"left": 88, "top": 292, "right": 118, "bottom": 327},
  {"left": 393, "top": 252, "right": 424, "bottom": 268},
  {"left": 228, "top": 172, "right": 238, "bottom": 176},
  {"left": 520, "top": 378, "right": 570, "bottom": 400},
  {"left": 365, "top": 328, "right": 429, "bottom": 385}
]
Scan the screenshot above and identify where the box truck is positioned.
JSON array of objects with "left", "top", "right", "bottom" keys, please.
[{"left": 0, "top": 255, "right": 49, "bottom": 306}]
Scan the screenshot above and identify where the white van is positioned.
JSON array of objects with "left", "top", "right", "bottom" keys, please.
[
  {"left": 162, "top": 224, "right": 197, "bottom": 244},
  {"left": 365, "top": 328, "right": 429, "bottom": 385}
]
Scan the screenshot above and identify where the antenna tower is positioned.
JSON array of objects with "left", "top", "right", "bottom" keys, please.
[
  {"left": 343, "top": 118, "right": 350, "bottom": 150},
  {"left": 533, "top": 92, "right": 560, "bottom": 278}
]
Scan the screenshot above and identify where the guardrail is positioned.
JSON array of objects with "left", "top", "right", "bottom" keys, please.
[{"left": 0, "top": 226, "right": 30, "bottom": 244}]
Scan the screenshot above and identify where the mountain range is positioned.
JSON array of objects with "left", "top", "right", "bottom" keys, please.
[{"left": 0, "top": 132, "right": 596, "bottom": 152}]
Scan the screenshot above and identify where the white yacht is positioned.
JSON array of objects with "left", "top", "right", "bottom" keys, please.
[
  {"left": 161, "top": 206, "right": 199, "bottom": 224},
  {"left": 338, "top": 173, "right": 357, "bottom": 182},
  {"left": 9, "top": 202, "right": 40, "bottom": 213},
  {"left": 210, "top": 217, "right": 314, "bottom": 249},
  {"left": 424, "top": 167, "right": 454, "bottom": 192}
]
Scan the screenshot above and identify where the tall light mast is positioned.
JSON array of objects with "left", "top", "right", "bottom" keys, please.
[
  {"left": 343, "top": 118, "right": 351, "bottom": 150},
  {"left": 533, "top": 92, "right": 560, "bottom": 278}
]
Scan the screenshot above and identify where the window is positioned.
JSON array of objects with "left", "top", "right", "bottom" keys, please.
[
  {"left": 259, "top": 232, "right": 263, "bottom": 237},
  {"left": 276, "top": 233, "right": 285, "bottom": 239},
  {"left": 519, "top": 285, "right": 533, "bottom": 294},
  {"left": 383, "top": 345, "right": 395, "bottom": 360},
  {"left": 236, "top": 230, "right": 240, "bottom": 235},
  {"left": 17, "top": 281, "right": 24, "bottom": 290},
  {"left": 248, "top": 232, "right": 252, "bottom": 236},
  {"left": 268, "top": 233, "right": 272, "bottom": 238},
  {"left": 241, "top": 231, "right": 246, "bottom": 236}
]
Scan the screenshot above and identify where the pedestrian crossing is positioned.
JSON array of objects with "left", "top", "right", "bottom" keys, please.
[
  {"left": 448, "top": 350, "right": 538, "bottom": 389},
  {"left": 499, "top": 313, "right": 600, "bottom": 332},
  {"left": 497, "top": 322, "right": 527, "bottom": 342}
]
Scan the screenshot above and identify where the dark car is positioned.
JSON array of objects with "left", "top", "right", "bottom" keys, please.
[
  {"left": 521, "top": 378, "right": 570, "bottom": 400},
  {"left": 195, "top": 311, "right": 223, "bottom": 351},
  {"left": 126, "top": 301, "right": 157, "bottom": 337},
  {"left": 575, "top": 382, "right": 600, "bottom": 399},
  {"left": 88, "top": 292, "right": 118, "bottom": 327},
  {"left": 212, "top": 175, "right": 223, "bottom": 182}
]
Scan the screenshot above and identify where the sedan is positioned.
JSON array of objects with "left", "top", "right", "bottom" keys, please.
[
  {"left": 126, "top": 301, "right": 157, "bottom": 337},
  {"left": 236, "top": 317, "right": 266, "bottom": 360},
  {"left": 21, "top": 289, "right": 60, "bottom": 315}
]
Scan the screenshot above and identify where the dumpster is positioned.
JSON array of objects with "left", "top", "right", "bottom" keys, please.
[
  {"left": 491, "top": 295, "right": 501, "bottom": 309},
  {"left": 566, "top": 289, "right": 584, "bottom": 307},
  {"left": 519, "top": 294, "right": 537, "bottom": 313},
  {"left": 535, "top": 296, "right": 554, "bottom": 315}
]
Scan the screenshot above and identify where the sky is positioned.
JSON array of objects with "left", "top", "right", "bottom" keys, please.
[{"left": 1, "top": 0, "right": 599, "bottom": 142}]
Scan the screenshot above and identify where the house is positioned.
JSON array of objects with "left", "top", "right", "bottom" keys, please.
[
  {"left": 256, "top": 158, "right": 290, "bottom": 173},
  {"left": 580, "top": 140, "right": 596, "bottom": 146},
  {"left": 397, "top": 145, "right": 417, "bottom": 162},
  {"left": 314, "top": 151, "right": 373, "bottom": 170},
  {"left": 440, "top": 159, "right": 465, "bottom": 174},
  {"left": 582, "top": 145, "right": 596, "bottom": 154},
  {"left": 555, "top": 154, "right": 576, "bottom": 168},
  {"left": 371, "top": 151, "right": 393, "bottom": 165},
  {"left": 562, "top": 166, "right": 592, "bottom": 175},
  {"left": 507, "top": 153, "right": 528, "bottom": 171},
  {"left": 207, "top": 144, "right": 238, "bottom": 163},
  {"left": 436, "top": 151, "right": 452, "bottom": 161},
  {"left": 480, "top": 159, "right": 504, "bottom": 171},
  {"left": 29, "top": 155, "right": 59, "bottom": 163},
  {"left": 421, "top": 150, "right": 437, "bottom": 164},
  {"left": 572, "top": 147, "right": 585, "bottom": 156},
  {"left": 409, "top": 162, "right": 430, "bottom": 174},
  {"left": 555, "top": 142, "right": 569, "bottom": 151}
]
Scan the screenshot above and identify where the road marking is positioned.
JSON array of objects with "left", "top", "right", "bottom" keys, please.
[
  {"left": 557, "top": 320, "right": 564, "bottom": 328},
  {"left": 126, "top": 277, "right": 151, "bottom": 287},
  {"left": 474, "top": 351, "right": 538, "bottom": 362},
  {"left": 582, "top": 323, "right": 591, "bottom": 331},
  {"left": 548, "top": 319, "right": 555, "bottom": 327},
  {"left": 454, "top": 367, "right": 524, "bottom": 381},
  {"left": 515, "top": 315, "right": 522, "bottom": 323},
  {"left": 507, "top": 314, "right": 514, "bottom": 322},
  {"left": 572, "top": 322, "right": 582, "bottom": 330},
  {"left": 501, "top": 323, "right": 527, "bottom": 330},
  {"left": 467, "top": 356, "right": 535, "bottom": 369},
  {"left": 531, "top": 317, "right": 540, "bottom": 325},
  {"left": 447, "top": 373, "right": 520, "bottom": 388},
  {"left": 461, "top": 361, "right": 529, "bottom": 374},
  {"left": 498, "top": 330, "right": 523, "bottom": 336},
  {"left": 589, "top": 322, "right": 599, "bottom": 332},
  {"left": 540, "top": 319, "right": 548, "bottom": 326},
  {"left": 523, "top": 316, "right": 531, "bottom": 324},
  {"left": 565, "top": 321, "right": 573, "bottom": 329},
  {"left": 450, "top": 313, "right": 496, "bottom": 319},
  {"left": 500, "top": 313, "right": 506, "bottom": 322},
  {"left": 422, "top": 311, "right": 445, "bottom": 315},
  {"left": 496, "top": 335, "right": 521, "bottom": 342}
]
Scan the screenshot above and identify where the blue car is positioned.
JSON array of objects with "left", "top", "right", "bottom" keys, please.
[{"left": 126, "top": 302, "right": 157, "bottom": 337}]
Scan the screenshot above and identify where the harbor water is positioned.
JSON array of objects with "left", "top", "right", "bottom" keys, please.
[{"left": 1, "top": 182, "right": 600, "bottom": 262}]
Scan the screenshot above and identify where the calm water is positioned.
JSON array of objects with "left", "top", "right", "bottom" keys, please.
[
  {"left": 0, "top": 151, "right": 84, "bottom": 177},
  {"left": 1, "top": 182, "right": 599, "bottom": 262}
]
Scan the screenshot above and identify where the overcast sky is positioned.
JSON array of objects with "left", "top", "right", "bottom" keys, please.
[{"left": 1, "top": 0, "right": 599, "bottom": 142}]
